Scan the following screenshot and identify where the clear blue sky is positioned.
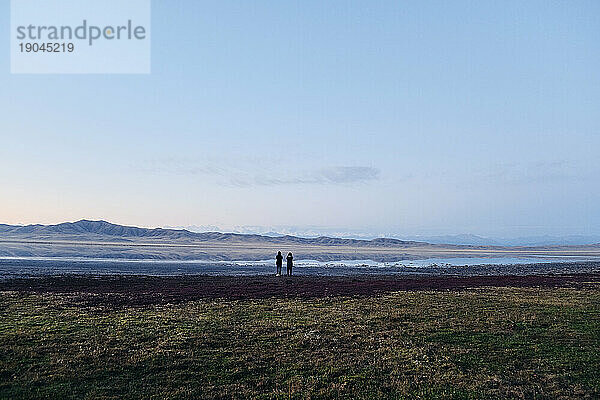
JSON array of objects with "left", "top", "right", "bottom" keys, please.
[{"left": 1, "top": 0, "right": 599, "bottom": 237}]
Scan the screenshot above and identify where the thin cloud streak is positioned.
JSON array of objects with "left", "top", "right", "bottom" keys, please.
[{"left": 135, "top": 160, "right": 380, "bottom": 187}]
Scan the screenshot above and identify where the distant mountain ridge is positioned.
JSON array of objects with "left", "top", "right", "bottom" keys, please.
[
  {"left": 0, "top": 220, "right": 419, "bottom": 247},
  {"left": 0, "top": 220, "right": 196, "bottom": 239},
  {"left": 2, "top": 220, "right": 599, "bottom": 247},
  {"left": 170, "top": 224, "right": 600, "bottom": 247},
  {"left": 400, "top": 233, "right": 600, "bottom": 247},
  {"left": 400, "top": 234, "right": 501, "bottom": 246}
]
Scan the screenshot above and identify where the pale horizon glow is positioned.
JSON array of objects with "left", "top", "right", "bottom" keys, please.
[{"left": 1, "top": 1, "right": 599, "bottom": 237}]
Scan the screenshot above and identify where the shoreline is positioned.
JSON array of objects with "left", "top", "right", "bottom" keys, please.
[{"left": 1, "top": 259, "right": 599, "bottom": 280}]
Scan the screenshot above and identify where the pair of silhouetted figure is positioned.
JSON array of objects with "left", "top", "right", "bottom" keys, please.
[{"left": 276, "top": 251, "right": 293, "bottom": 276}]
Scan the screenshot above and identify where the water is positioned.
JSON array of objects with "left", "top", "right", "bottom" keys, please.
[{"left": 1, "top": 256, "right": 599, "bottom": 278}]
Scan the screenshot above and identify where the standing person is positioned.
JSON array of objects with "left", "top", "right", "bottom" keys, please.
[
  {"left": 275, "top": 251, "right": 283, "bottom": 276},
  {"left": 286, "top": 252, "right": 293, "bottom": 276}
]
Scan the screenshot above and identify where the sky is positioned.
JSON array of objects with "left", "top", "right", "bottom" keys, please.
[{"left": 1, "top": 0, "right": 599, "bottom": 237}]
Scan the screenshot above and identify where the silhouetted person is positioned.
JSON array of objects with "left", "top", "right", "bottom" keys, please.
[
  {"left": 275, "top": 251, "right": 283, "bottom": 275},
  {"left": 286, "top": 252, "right": 293, "bottom": 276}
]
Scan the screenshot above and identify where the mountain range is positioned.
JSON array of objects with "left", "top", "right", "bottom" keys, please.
[
  {"left": 2, "top": 220, "right": 599, "bottom": 247},
  {"left": 0, "top": 220, "right": 418, "bottom": 247},
  {"left": 167, "top": 224, "right": 600, "bottom": 247},
  {"left": 2, "top": 220, "right": 600, "bottom": 262}
]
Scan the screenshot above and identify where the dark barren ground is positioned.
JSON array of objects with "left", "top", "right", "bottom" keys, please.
[{"left": 2, "top": 272, "right": 600, "bottom": 305}]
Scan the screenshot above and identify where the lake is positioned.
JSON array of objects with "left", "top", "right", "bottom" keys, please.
[{"left": 1, "top": 256, "right": 600, "bottom": 278}]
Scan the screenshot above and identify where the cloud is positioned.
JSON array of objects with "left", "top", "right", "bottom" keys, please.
[
  {"left": 235, "top": 166, "right": 380, "bottom": 187},
  {"left": 316, "top": 166, "right": 380, "bottom": 184},
  {"left": 135, "top": 159, "right": 380, "bottom": 187}
]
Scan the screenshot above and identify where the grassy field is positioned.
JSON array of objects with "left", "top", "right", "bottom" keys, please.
[{"left": 1, "top": 284, "right": 599, "bottom": 399}]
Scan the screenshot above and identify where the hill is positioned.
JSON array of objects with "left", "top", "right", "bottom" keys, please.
[{"left": 0, "top": 220, "right": 419, "bottom": 247}]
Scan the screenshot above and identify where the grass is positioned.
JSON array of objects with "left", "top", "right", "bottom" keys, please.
[{"left": 1, "top": 286, "right": 599, "bottom": 399}]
